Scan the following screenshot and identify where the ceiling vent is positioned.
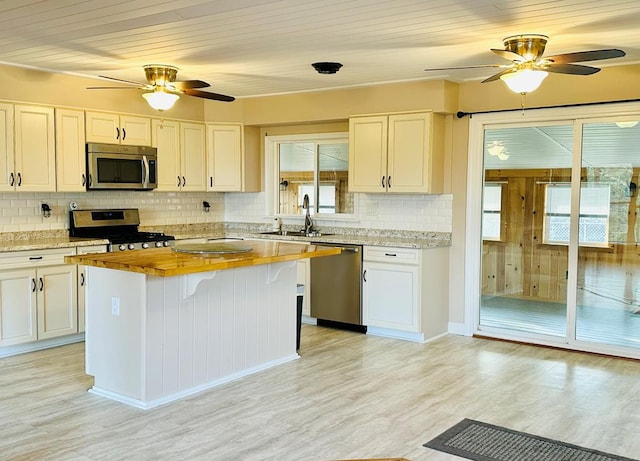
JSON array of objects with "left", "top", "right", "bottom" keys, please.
[{"left": 312, "top": 62, "right": 343, "bottom": 74}]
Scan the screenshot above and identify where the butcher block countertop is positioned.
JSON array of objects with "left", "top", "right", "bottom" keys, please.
[{"left": 65, "top": 240, "right": 342, "bottom": 277}]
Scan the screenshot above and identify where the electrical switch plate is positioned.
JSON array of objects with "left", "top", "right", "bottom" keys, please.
[{"left": 111, "top": 297, "right": 120, "bottom": 316}]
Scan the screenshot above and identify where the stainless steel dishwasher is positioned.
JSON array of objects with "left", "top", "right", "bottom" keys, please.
[{"left": 310, "top": 242, "right": 366, "bottom": 333}]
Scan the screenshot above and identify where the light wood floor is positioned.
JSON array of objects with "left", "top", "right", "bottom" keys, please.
[{"left": 1, "top": 326, "right": 640, "bottom": 461}]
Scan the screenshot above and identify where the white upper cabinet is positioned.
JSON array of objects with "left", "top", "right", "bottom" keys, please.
[
  {"left": 152, "top": 119, "right": 181, "bottom": 191},
  {"left": 86, "top": 111, "right": 151, "bottom": 146},
  {"left": 207, "top": 123, "right": 243, "bottom": 191},
  {"left": 207, "top": 124, "right": 261, "bottom": 192},
  {"left": 55, "top": 108, "right": 86, "bottom": 192},
  {"left": 14, "top": 105, "right": 56, "bottom": 192},
  {"left": 348, "top": 111, "right": 444, "bottom": 194},
  {"left": 0, "top": 103, "right": 14, "bottom": 192},
  {"left": 152, "top": 119, "right": 206, "bottom": 191},
  {"left": 180, "top": 122, "right": 207, "bottom": 191}
]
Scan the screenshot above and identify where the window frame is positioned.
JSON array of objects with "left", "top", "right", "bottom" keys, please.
[
  {"left": 264, "top": 132, "right": 357, "bottom": 220},
  {"left": 482, "top": 182, "right": 506, "bottom": 242},
  {"left": 542, "top": 182, "right": 611, "bottom": 247}
]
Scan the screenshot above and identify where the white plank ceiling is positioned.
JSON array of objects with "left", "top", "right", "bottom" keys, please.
[{"left": 0, "top": 0, "right": 638, "bottom": 99}]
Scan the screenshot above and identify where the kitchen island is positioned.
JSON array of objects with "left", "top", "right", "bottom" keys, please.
[{"left": 65, "top": 241, "right": 341, "bottom": 409}]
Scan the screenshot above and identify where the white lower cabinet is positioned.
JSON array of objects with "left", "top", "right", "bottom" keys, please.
[
  {"left": 0, "top": 248, "right": 77, "bottom": 347},
  {"left": 77, "top": 245, "right": 107, "bottom": 333},
  {"left": 363, "top": 245, "right": 449, "bottom": 342}
]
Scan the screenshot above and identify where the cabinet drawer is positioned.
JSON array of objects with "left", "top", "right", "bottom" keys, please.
[
  {"left": 364, "top": 246, "right": 419, "bottom": 264},
  {"left": 0, "top": 248, "right": 75, "bottom": 269}
]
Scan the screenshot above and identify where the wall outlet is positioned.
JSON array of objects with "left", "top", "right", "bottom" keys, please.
[{"left": 111, "top": 297, "right": 120, "bottom": 316}]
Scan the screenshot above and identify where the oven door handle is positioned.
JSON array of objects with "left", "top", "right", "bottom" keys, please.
[{"left": 141, "top": 155, "right": 150, "bottom": 188}]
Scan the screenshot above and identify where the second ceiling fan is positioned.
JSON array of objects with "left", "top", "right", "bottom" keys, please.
[{"left": 425, "top": 35, "right": 626, "bottom": 93}]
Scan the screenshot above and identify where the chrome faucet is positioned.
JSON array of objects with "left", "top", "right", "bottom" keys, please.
[{"left": 302, "top": 194, "right": 314, "bottom": 234}]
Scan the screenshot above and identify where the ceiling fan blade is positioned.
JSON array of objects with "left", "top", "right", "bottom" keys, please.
[
  {"left": 424, "top": 64, "right": 503, "bottom": 71},
  {"left": 543, "top": 63, "right": 601, "bottom": 75},
  {"left": 544, "top": 49, "right": 625, "bottom": 64},
  {"left": 97, "top": 75, "right": 146, "bottom": 86},
  {"left": 172, "top": 80, "right": 210, "bottom": 90},
  {"left": 86, "top": 86, "right": 142, "bottom": 90},
  {"left": 490, "top": 49, "right": 524, "bottom": 62},
  {"left": 183, "top": 88, "right": 235, "bottom": 102},
  {"left": 481, "top": 68, "right": 516, "bottom": 83}
]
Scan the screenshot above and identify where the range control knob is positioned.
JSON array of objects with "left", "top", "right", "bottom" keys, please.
[
  {"left": 163, "top": 241, "right": 171, "bottom": 247},
  {"left": 141, "top": 242, "right": 149, "bottom": 249},
  {"left": 118, "top": 244, "right": 126, "bottom": 251},
  {"left": 127, "top": 243, "right": 135, "bottom": 250},
  {"left": 155, "top": 241, "right": 163, "bottom": 248}
]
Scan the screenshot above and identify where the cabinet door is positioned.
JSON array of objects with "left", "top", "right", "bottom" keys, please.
[
  {"left": 14, "top": 105, "right": 56, "bottom": 192},
  {"left": 387, "top": 112, "right": 431, "bottom": 193},
  {"left": 0, "top": 269, "right": 37, "bottom": 346},
  {"left": 348, "top": 116, "right": 388, "bottom": 192},
  {"left": 362, "top": 261, "right": 419, "bottom": 332},
  {"left": 0, "top": 103, "right": 14, "bottom": 192},
  {"left": 55, "top": 109, "right": 86, "bottom": 192},
  {"left": 207, "top": 124, "right": 242, "bottom": 191},
  {"left": 120, "top": 115, "right": 151, "bottom": 146},
  {"left": 85, "top": 111, "right": 120, "bottom": 143},
  {"left": 181, "top": 122, "right": 207, "bottom": 191},
  {"left": 36, "top": 265, "right": 78, "bottom": 340},
  {"left": 77, "top": 245, "right": 106, "bottom": 333},
  {"left": 152, "top": 119, "right": 181, "bottom": 191}
]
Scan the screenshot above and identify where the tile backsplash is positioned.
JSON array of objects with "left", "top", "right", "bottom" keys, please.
[
  {"left": 0, "top": 190, "right": 452, "bottom": 234},
  {"left": 0, "top": 191, "right": 225, "bottom": 232}
]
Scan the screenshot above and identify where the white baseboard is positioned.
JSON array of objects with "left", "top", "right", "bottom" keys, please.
[
  {"left": 448, "top": 322, "right": 471, "bottom": 336},
  {"left": 0, "top": 333, "right": 85, "bottom": 358}
]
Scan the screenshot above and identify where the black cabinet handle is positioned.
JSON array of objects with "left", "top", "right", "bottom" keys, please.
[
  {"left": 39, "top": 277, "right": 44, "bottom": 291},
  {"left": 88, "top": 174, "right": 92, "bottom": 187},
  {"left": 17, "top": 172, "right": 22, "bottom": 186},
  {"left": 80, "top": 272, "right": 85, "bottom": 287},
  {"left": 182, "top": 176, "right": 186, "bottom": 187},
  {"left": 381, "top": 176, "right": 385, "bottom": 188},
  {"left": 32, "top": 278, "right": 36, "bottom": 292},
  {"left": 29, "top": 256, "right": 43, "bottom": 260},
  {"left": 362, "top": 269, "right": 367, "bottom": 282},
  {"left": 177, "top": 176, "right": 181, "bottom": 187},
  {"left": 116, "top": 127, "right": 120, "bottom": 140},
  {"left": 9, "top": 172, "right": 14, "bottom": 186},
  {"left": 81, "top": 173, "right": 86, "bottom": 187},
  {"left": 387, "top": 176, "right": 391, "bottom": 188},
  {"left": 122, "top": 128, "right": 126, "bottom": 140},
  {"left": 210, "top": 177, "right": 213, "bottom": 187},
  {"left": 384, "top": 253, "right": 397, "bottom": 257}
]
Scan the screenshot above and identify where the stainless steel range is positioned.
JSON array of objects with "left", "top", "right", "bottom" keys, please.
[{"left": 69, "top": 208, "right": 175, "bottom": 252}]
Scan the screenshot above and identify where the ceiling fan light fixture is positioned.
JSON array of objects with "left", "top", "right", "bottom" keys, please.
[
  {"left": 500, "top": 69, "right": 548, "bottom": 94},
  {"left": 615, "top": 121, "right": 638, "bottom": 128},
  {"left": 142, "top": 89, "right": 180, "bottom": 111}
]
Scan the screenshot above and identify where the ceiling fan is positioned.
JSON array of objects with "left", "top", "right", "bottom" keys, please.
[
  {"left": 87, "top": 65, "right": 235, "bottom": 111},
  {"left": 425, "top": 35, "right": 626, "bottom": 94}
]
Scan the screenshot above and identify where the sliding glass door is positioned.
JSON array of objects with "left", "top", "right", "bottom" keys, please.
[
  {"left": 480, "top": 124, "right": 573, "bottom": 339},
  {"left": 477, "top": 116, "right": 640, "bottom": 355},
  {"left": 575, "top": 121, "right": 640, "bottom": 349}
]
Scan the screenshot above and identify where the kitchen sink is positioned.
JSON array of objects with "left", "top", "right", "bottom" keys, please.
[{"left": 259, "top": 230, "right": 332, "bottom": 237}]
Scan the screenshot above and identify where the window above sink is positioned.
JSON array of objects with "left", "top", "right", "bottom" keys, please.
[{"left": 264, "top": 132, "right": 357, "bottom": 221}]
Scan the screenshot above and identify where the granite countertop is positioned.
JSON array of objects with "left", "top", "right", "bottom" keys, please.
[
  {"left": 65, "top": 241, "right": 342, "bottom": 277},
  {"left": 0, "top": 230, "right": 108, "bottom": 253},
  {"left": 0, "top": 223, "right": 451, "bottom": 253}
]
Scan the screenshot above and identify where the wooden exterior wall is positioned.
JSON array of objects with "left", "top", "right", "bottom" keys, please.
[{"left": 482, "top": 168, "right": 640, "bottom": 308}]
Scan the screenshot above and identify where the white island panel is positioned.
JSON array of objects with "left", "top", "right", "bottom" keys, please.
[{"left": 85, "top": 261, "right": 298, "bottom": 409}]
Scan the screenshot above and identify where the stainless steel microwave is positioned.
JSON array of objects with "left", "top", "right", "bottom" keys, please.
[{"left": 86, "top": 143, "right": 158, "bottom": 190}]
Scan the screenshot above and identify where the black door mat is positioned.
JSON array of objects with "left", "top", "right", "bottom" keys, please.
[{"left": 424, "top": 418, "right": 638, "bottom": 461}]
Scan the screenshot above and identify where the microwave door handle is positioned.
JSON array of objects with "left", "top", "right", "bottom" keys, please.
[{"left": 142, "top": 155, "right": 150, "bottom": 188}]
